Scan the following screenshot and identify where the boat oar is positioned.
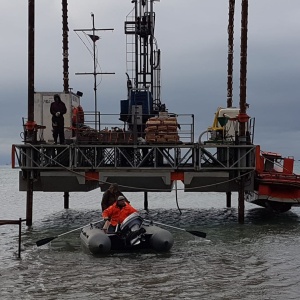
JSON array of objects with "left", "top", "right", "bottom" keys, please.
[
  {"left": 36, "top": 220, "right": 103, "bottom": 247},
  {"left": 152, "top": 221, "right": 207, "bottom": 238}
]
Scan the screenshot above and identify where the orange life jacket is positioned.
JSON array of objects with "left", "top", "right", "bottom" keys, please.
[
  {"left": 72, "top": 105, "right": 84, "bottom": 124},
  {"left": 102, "top": 202, "right": 137, "bottom": 226}
]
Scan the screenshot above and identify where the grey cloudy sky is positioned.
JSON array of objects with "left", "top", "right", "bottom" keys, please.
[{"left": 1, "top": 0, "right": 300, "bottom": 164}]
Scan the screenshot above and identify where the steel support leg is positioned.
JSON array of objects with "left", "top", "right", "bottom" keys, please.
[
  {"left": 144, "top": 192, "right": 148, "bottom": 211},
  {"left": 238, "top": 178, "right": 245, "bottom": 224},
  {"left": 64, "top": 192, "right": 69, "bottom": 209},
  {"left": 226, "top": 192, "right": 232, "bottom": 208},
  {"left": 26, "top": 176, "right": 33, "bottom": 226}
]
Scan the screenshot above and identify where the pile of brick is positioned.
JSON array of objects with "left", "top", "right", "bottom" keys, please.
[
  {"left": 98, "top": 128, "right": 133, "bottom": 144},
  {"left": 77, "top": 127, "right": 133, "bottom": 144},
  {"left": 145, "top": 114, "right": 180, "bottom": 143}
]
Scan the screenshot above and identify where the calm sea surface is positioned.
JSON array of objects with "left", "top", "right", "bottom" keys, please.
[{"left": 1, "top": 165, "right": 300, "bottom": 299}]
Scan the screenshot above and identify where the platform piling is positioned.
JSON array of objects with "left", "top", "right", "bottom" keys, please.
[
  {"left": 64, "top": 192, "right": 70, "bottom": 209},
  {"left": 226, "top": 192, "right": 232, "bottom": 208},
  {"left": 144, "top": 192, "right": 148, "bottom": 211},
  {"left": 26, "top": 176, "right": 33, "bottom": 226}
]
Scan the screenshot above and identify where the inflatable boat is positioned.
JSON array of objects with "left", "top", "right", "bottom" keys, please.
[{"left": 80, "top": 212, "right": 174, "bottom": 254}]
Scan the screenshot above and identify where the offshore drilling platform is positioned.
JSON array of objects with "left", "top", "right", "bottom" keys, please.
[{"left": 12, "top": 1, "right": 300, "bottom": 226}]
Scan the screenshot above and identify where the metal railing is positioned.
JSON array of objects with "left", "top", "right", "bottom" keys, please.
[
  {"left": 71, "top": 113, "right": 194, "bottom": 145},
  {"left": 12, "top": 143, "right": 256, "bottom": 172}
]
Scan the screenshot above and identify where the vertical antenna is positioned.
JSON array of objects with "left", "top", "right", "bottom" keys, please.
[
  {"left": 74, "top": 14, "right": 114, "bottom": 130},
  {"left": 92, "top": 13, "right": 97, "bottom": 122}
]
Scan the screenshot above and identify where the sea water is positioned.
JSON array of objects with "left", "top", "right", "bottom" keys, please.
[{"left": 1, "top": 165, "right": 300, "bottom": 299}]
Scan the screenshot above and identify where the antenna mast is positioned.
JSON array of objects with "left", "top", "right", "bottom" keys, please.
[{"left": 74, "top": 14, "right": 114, "bottom": 129}]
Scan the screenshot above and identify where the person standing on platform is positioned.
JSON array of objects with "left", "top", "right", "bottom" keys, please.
[{"left": 50, "top": 94, "right": 67, "bottom": 144}]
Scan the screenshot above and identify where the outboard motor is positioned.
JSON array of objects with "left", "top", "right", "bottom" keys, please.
[{"left": 119, "top": 212, "right": 146, "bottom": 246}]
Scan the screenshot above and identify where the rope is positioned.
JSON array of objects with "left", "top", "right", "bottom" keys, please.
[{"left": 175, "top": 180, "right": 182, "bottom": 215}]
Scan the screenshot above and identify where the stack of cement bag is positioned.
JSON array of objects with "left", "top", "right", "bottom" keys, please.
[{"left": 145, "top": 113, "right": 180, "bottom": 143}]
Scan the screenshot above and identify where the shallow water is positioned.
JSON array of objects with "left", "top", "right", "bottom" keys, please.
[{"left": 1, "top": 166, "right": 300, "bottom": 299}]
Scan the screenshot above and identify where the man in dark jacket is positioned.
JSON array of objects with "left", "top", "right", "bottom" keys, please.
[
  {"left": 50, "top": 94, "right": 67, "bottom": 144},
  {"left": 101, "top": 183, "right": 128, "bottom": 211}
]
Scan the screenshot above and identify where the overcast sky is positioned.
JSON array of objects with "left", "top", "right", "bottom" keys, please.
[{"left": 0, "top": 0, "right": 300, "bottom": 164}]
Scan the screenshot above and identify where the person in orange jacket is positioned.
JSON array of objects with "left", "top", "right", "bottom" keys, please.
[{"left": 102, "top": 195, "right": 137, "bottom": 233}]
